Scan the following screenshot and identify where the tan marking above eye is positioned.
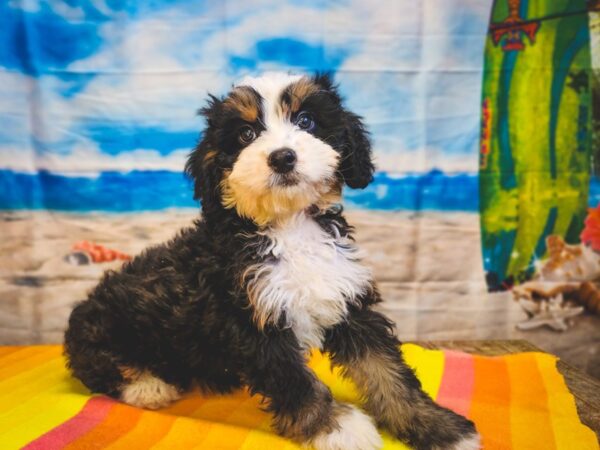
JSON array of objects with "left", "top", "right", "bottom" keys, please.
[
  {"left": 224, "top": 87, "right": 260, "bottom": 122},
  {"left": 282, "top": 78, "right": 320, "bottom": 116}
]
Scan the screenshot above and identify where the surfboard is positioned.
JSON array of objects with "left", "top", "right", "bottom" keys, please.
[{"left": 479, "top": 0, "right": 593, "bottom": 291}]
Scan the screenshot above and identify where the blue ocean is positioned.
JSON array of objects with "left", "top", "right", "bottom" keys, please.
[{"left": 1, "top": 169, "right": 599, "bottom": 212}]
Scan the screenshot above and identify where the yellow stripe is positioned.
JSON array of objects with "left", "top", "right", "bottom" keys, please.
[
  {"left": 0, "top": 358, "right": 65, "bottom": 415},
  {"left": 310, "top": 350, "right": 360, "bottom": 403},
  {"left": 0, "top": 357, "right": 84, "bottom": 415},
  {"left": 0, "top": 347, "right": 90, "bottom": 448},
  {"left": 0, "top": 352, "right": 91, "bottom": 449},
  {"left": 401, "top": 343, "right": 445, "bottom": 400},
  {"left": 381, "top": 430, "right": 411, "bottom": 450},
  {"left": 535, "top": 354, "right": 599, "bottom": 450},
  {"left": 239, "top": 425, "right": 293, "bottom": 450},
  {"left": 239, "top": 413, "right": 292, "bottom": 450},
  {"left": 0, "top": 386, "right": 89, "bottom": 449}
]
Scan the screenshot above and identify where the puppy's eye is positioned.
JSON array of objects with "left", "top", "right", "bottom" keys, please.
[
  {"left": 295, "top": 111, "right": 315, "bottom": 132},
  {"left": 238, "top": 125, "right": 256, "bottom": 144}
]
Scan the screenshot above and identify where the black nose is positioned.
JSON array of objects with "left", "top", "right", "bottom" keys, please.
[{"left": 268, "top": 148, "right": 297, "bottom": 174}]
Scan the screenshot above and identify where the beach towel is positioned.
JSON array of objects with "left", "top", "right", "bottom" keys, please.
[{"left": 0, "top": 344, "right": 596, "bottom": 450}]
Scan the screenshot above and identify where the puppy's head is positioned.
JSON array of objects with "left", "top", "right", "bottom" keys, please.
[{"left": 186, "top": 72, "right": 374, "bottom": 226}]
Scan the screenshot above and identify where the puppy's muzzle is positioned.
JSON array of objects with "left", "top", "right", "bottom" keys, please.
[{"left": 268, "top": 148, "right": 297, "bottom": 174}]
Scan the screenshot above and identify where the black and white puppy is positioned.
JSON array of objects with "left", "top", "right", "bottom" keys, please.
[{"left": 65, "top": 72, "right": 480, "bottom": 450}]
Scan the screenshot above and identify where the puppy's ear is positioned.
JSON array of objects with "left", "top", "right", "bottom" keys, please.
[
  {"left": 197, "top": 94, "right": 223, "bottom": 129},
  {"left": 185, "top": 95, "right": 222, "bottom": 203},
  {"left": 339, "top": 111, "right": 375, "bottom": 189},
  {"left": 312, "top": 73, "right": 375, "bottom": 189}
]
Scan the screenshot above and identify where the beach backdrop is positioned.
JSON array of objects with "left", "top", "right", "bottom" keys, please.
[{"left": 1, "top": 0, "right": 599, "bottom": 379}]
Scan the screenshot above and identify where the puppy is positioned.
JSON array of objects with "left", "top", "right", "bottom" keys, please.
[{"left": 64, "top": 72, "right": 479, "bottom": 450}]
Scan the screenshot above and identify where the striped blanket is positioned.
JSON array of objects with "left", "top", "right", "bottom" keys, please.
[{"left": 0, "top": 344, "right": 597, "bottom": 449}]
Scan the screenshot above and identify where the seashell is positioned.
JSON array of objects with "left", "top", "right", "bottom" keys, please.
[{"left": 577, "top": 281, "right": 600, "bottom": 314}]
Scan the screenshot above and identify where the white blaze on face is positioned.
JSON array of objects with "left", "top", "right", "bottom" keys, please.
[{"left": 220, "top": 73, "right": 341, "bottom": 227}]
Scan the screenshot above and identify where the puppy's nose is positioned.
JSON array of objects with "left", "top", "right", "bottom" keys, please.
[{"left": 268, "top": 148, "right": 297, "bottom": 174}]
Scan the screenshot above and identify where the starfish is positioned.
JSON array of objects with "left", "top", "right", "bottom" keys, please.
[{"left": 516, "top": 294, "right": 584, "bottom": 331}]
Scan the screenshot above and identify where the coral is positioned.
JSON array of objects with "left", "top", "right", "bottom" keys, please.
[{"left": 581, "top": 203, "right": 600, "bottom": 252}]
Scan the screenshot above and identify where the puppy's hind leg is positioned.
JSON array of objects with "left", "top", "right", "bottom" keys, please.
[
  {"left": 64, "top": 302, "right": 181, "bottom": 410},
  {"left": 324, "top": 307, "right": 480, "bottom": 450},
  {"left": 64, "top": 302, "right": 125, "bottom": 399},
  {"left": 65, "top": 338, "right": 181, "bottom": 410}
]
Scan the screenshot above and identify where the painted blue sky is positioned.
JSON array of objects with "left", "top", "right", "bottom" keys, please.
[{"left": 0, "top": 0, "right": 492, "bottom": 175}]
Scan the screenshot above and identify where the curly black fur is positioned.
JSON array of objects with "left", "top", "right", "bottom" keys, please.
[{"left": 64, "top": 73, "right": 477, "bottom": 449}]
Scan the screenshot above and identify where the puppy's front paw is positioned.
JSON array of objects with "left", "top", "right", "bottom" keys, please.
[{"left": 311, "top": 403, "right": 382, "bottom": 450}]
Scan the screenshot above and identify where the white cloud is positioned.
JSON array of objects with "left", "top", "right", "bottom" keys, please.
[
  {"left": 0, "top": 141, "right": 188, "bottom": 174},
  {"left": 375, "top": 146, "right": 478, "bottom": 174},
  {"left": 0, "top": 71, "right": 35, "bottom": 145}
]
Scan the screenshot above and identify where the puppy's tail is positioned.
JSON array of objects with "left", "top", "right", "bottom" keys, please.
[{"left": 64, "top": 301, "right": 124, "bottom": 398}]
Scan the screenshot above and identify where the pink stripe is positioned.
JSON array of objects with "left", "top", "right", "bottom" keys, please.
[
  {"left": 435, "top": 351, "right": 475, "bottom": 417},
  {"left": 24, "top": 396, "right": 116, "bottom": 449}
]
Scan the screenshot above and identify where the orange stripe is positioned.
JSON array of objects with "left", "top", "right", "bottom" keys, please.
[
  {"left": 469, "top": 355, "right": 512, "bottom": 450},
  {"left": 0, "top": 346, "right": 60, "bottom": 380},
  {"left": 106, "top": 392, "right": 207, "bottom": 449},
  {"left": 185, "top": 389, "right": 252, "bottom": 421},
  {"left": 188, "top": 390, "right": 264, "bottom": 449},
  {"left": 0, "top": 346, "right": 42, "bottom": 364},
  {"left": 208, "top": 394, "right": 267, "bottom": 427},
  {"left": 64, "top": 401, "right": 143, "bottom": 449},
  {"left": 106, "top": 410, "right": 178, "bottom": 449},
  {"left": 0, "top": 346, "right": 28, "bottom": 358},
  {"left": 161, "top": 390, "right": 211, "bottom": 416},
  {"left": 507, "top": 353, "right": 556, "bottom": 450},
  {"left": 158, "top": 390, "right": 267, "bottom": 448}
]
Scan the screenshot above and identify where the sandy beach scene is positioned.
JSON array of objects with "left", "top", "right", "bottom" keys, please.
[{"left": 1, "top": 209, "right": 598, "bottom": 378}]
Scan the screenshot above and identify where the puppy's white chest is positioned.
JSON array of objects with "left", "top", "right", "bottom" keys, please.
[{"left": 247, "top": 214, "right": 371, "bottom": 349}]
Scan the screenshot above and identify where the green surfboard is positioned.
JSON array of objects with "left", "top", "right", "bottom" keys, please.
[{"left": 480, "top": 0, "right": 593, "bottom": 290}]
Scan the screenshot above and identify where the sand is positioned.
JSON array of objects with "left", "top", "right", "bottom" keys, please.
[{"left": 1, "top": 209, "right": 598, "bottom": 377}]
